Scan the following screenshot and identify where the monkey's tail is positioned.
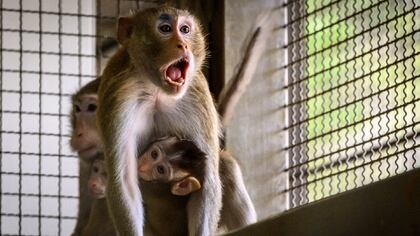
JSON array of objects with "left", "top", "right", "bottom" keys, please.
[{"left": 217, "top": 11, "right": 273, "bottom": 127}]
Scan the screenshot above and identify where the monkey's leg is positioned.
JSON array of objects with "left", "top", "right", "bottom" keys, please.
[{"left": 220, "top": 153, "right": 257, "bottom": 230}]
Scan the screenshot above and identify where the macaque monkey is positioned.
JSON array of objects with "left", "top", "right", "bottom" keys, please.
[
  {"left": 70, "top": 78, "right": 102, "bottom": 236},
  {"left": 81, "top": 158, "right": 116, "bottom": 236},
  {"left": 87, "top": 158, "right": 107, "bottom": 199},
  {"left": 96, "top": 6, "right": 222, "bottom": 236},
  {"left": 138, "top": 137, "right": 207, "bottom": 236},
  {"left": 70, "top": 78, "right": 101, "bottom": 161},
  {"left": 138, "top": 137, "right": 257, "bottom": 234},
  {"left": 138, "top": 137, "right": 206, "bottom": 196}
]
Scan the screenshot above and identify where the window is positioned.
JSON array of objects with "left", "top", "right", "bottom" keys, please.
[{"left": 283, "top": 0, "right": 419, "bottom": 208}]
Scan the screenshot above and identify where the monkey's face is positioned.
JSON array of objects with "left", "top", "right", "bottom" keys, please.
[
  {"left": 120, "top": 7, "right": 206, "bottom": 98},
  {"left": 88, "top": 159, "right": 107, "bottom": 199},
  {"left": 138, "top": 137, "right": 203, "bottom": 184},
  {"left": 138, "top": 144, "right": 173, "bottom": 182},
  {"left": 70, "top": 94, "right": 101, "bottom": 160}
]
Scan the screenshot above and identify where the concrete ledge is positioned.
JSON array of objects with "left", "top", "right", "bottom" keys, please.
[{"left": 225, "top": 169, "right": 420, "bottom": 236}]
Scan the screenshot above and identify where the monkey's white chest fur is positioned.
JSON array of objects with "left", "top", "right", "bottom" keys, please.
[{"left": 133, "top": 89, "right": 201, "bottom": 154}]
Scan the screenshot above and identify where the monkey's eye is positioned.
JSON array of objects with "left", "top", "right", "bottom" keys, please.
[
  {"left": 159, "top": 24, "right": 172, "bottom": 34},
  {"left": 93, "top": 167, "right": 99, "bottom": 173},
  {"left": 87, "top": 104, "right": 97, "bottom": 112},
  {"left": 74, "top": 105, "right": 81, "bottom": 112},
  {"left": 180, "top": 25, "right": 190, "bottom": 34},
  {"left": 151, "top": 150, "right": 159, "bottom": 160},
  {"left": 157, "top": 165, "right": 165, "bottom": 175}
]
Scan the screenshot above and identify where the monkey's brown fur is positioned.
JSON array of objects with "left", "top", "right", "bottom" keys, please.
[
  {"left": 81, "top": 158, "right": 116, "bottom": 236},
  {"left": 96, "top": 6, "right": 221, "bottom": 236},
  {"left": 69, "top": 78, "right": 101, "bottom": 236}
]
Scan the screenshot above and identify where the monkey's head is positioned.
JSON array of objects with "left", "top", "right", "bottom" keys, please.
[
  {"left": 88, "top": 158, "right": 107, "bottom": 199},
  {"left": 117, "top": 6, "right": 206, "bottom": 98},
  {"left": 70, "top": 79, "right": 101, "bottom": 160},
  {"left": 138, "top": 136, "right": 206, "bottom": 195},
  {"left": 137, "top": 137, "right": 181, "bottom": 182}
]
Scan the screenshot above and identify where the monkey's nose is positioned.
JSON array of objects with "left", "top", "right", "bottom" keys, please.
[{"left": 177, "top": 43, "right": 188, "bottom": 50}]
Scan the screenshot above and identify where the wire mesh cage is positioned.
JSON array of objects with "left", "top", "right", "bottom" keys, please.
[{"left": 282, "top": 0, "right": 419, "bottom": 208}]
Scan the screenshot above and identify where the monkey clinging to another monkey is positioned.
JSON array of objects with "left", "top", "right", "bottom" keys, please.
[
  {"left": 138, "top": 136, "right": 257, "bottom": 235},
  {"left": 138, "top": 136, "right": 206, "bottom": 196},
  {"left": 96, "top": 6, "right": 222, "bottom": 236}
]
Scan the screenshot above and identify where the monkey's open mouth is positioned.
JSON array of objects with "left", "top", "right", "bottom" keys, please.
[{"left": 164, "top": 58, "right": 189, "bottom": 87}]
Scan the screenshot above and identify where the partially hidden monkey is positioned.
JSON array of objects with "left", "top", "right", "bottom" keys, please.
[
  {"left": 81, "top": 158, "right": 116, "bottom": 236},
  {"left": 138, "top": 137, "right": 207, "bottom": 236},
  {"left": 70, "top": 78, "right": 102, "bottom": 236},
  {"left": 96, "top": 6, "right": 222, "bottom": 236},
  {"left": 70, "top": 78, "right": 101, "bottom": 161},
  {"left": 137, "top": 137, "right": 205, "bottom": 196},
  {"left": 138, "top": 137, "right": 257, "bottom": 235}
]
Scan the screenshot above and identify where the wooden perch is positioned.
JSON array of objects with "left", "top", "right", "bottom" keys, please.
[{"left": 217, "top": 12, "right": 272, "bottom": 127}]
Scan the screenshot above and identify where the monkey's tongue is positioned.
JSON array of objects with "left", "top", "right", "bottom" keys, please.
[{"left": 166, "top": 66, "right": 182, "bottom": 82}]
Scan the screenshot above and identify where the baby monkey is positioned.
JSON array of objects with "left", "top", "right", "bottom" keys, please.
[
  {"left": 138, "top": 136, "right": 205, "bottom": 197},
  {"left": 87, "top": 158, "right": 107, "bottom": 199},
  {"left": 81, "top": 158, "right": 116, "bottom": 236},
  {"left": 138, "top": 136, "right": 257, "bottom": 235}
]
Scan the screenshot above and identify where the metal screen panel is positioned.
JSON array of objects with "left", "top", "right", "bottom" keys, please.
[
  {"left": 0, "top": 0, "right": 97, "bottom": 235},
  {"left": 281, "top": 0, "right": 419, "bottom": 208}
]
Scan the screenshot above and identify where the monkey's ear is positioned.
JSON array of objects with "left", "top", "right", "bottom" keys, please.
[
  {"left": 171, "top": 177, "right": 201, "bottom": 196},
  {"left": 117, "top": 17, "right": 134, "bottom": 45}
]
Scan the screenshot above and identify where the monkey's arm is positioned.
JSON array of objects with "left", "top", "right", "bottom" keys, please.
[
  {"left": 187, "top": 77, "right": 223, "bottom": 236},
  {"left": 97, "top": 75, "right": 145, "bottom": 236},
  {"left": 219, "top": 151, "right": 257, "bottom": 230},
  {"left": 187, "top": 150, "right": 222, "bottom": 236}
]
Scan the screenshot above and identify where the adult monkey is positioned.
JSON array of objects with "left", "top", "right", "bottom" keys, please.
[
  {"left": 70, "top": 78, "right": 101, "bottom": 236},
  {"left": 96, "top": 6, "right": 221, "bottom": 236}
]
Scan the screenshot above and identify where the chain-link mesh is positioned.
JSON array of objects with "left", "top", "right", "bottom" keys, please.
[{"left": 281, "top": 0, "right": 419, "bottom": 208}]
